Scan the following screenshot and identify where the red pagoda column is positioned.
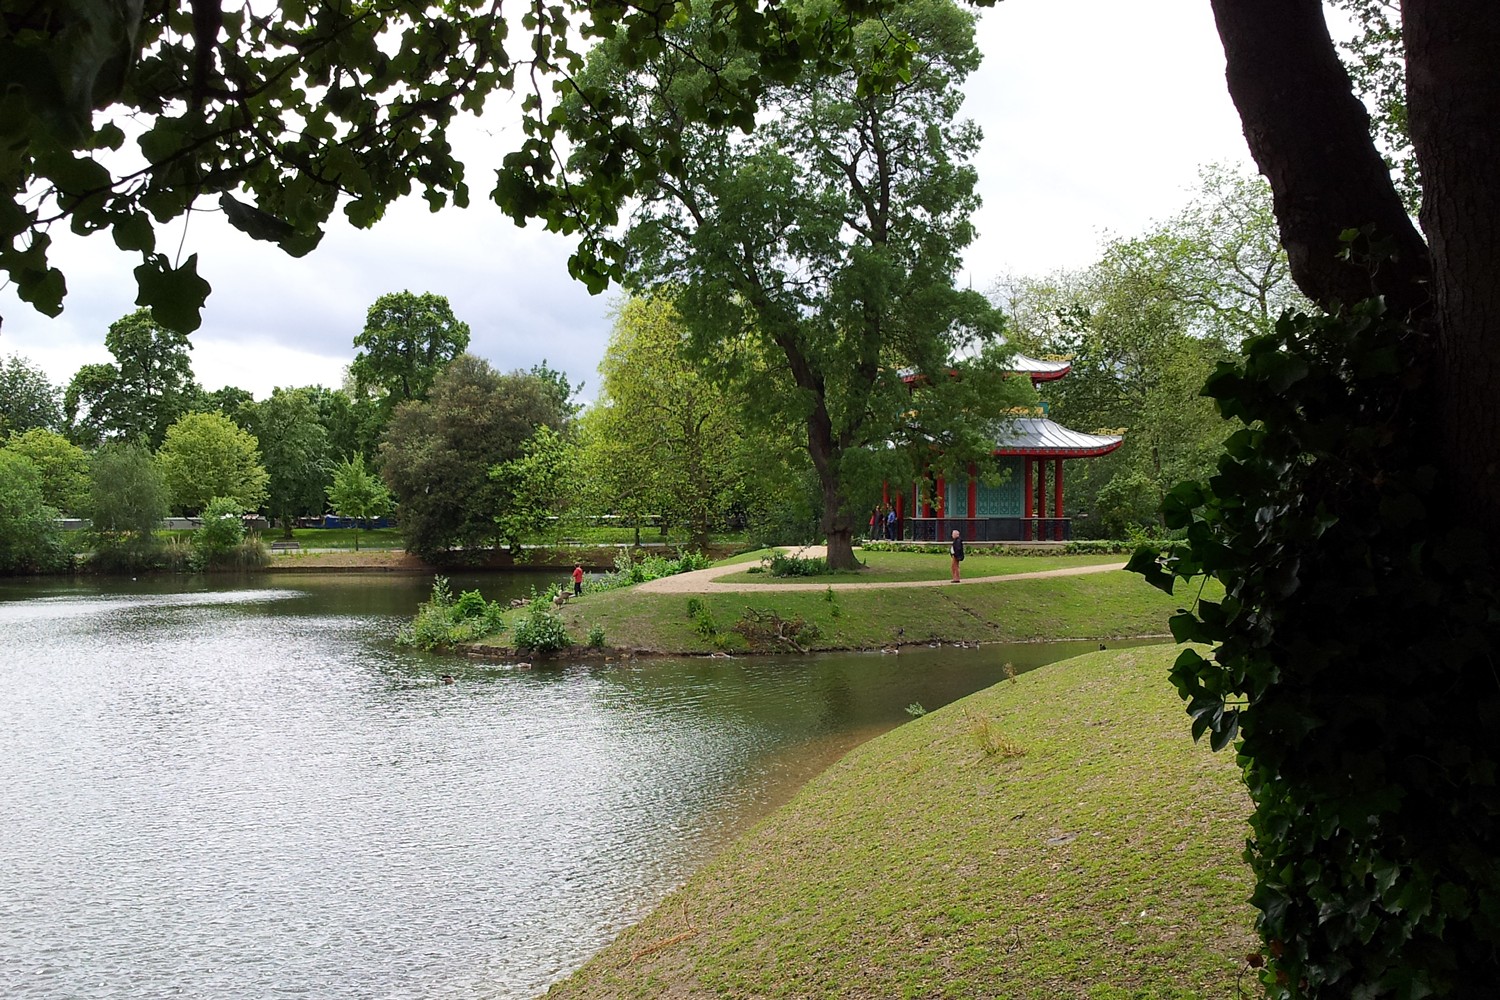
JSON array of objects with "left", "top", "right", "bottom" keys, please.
[
  {"left": 967, "top": 464, "right": 978, "bottom": 537},
  {"left": 1053, "top": 458, "right": 1065, "bottom": 541},
  {"left": 1036, "top": 459, "right": 1047, "bottom": 539}
]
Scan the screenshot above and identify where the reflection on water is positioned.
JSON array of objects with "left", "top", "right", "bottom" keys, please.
[{"left": 0, "top": 574, "right": 1156, "bottom": 999}]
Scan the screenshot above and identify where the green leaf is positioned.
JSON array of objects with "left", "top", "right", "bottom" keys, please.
[{"left": 133, "top": 253, "right": 211, "bottom": 333}]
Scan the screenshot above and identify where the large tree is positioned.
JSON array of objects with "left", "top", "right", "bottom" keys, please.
[
  {"left": 86, "top": 443, "right": 170, "bottom": 565},
  {"left": 569, "top": 0, "right": 1021, "bottom": 568},
  {"left": 64, "top": 309, "right": 198, "bottom": 448},
  {"left": 156, "top": 411, "right": 269, "bottom": 514},
  {"left": 245, "top": 388, "right": 332, "bottom": 536},
  {"left": 379, "top": 354, "right": 573, "bottom": 559},
  {"left": 585, "top": 295, "right": 747, "bottom": 549},
  {"left": 349, "top": 291, "right": 471, "bottom": 407},
  {"left": 0, "top": 353, "right": 62, "bottom": 435},
  {"left": 1, "top": 428, "right": 90, "bottom": 516},
  {"left": 1132, "top": 2, "right": 1500, "bottom": 995}
]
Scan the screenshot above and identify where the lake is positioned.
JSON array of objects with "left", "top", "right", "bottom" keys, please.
[{"left": 0, "top": 572, "right": 1151, "bottom": 998}]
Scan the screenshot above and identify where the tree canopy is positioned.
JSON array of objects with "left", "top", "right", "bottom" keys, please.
[
  {"left": 245, "top": 387, "right": 332, "bottom": 535},
  {"left": 1, "top": 0, "right": 904, "bottom": 330},
  {"left": 63, "top": 308, "right": 198, "bottom": 448},
  {"left": 1, "top": 428, "right": 91, "bottom": 516},
  {"left": 349, "top": 291, "right": 472, "bottom": 407},
  {"left": 0, "top": 450, "right": 66, "bottom": 573},
  {"left": 379, "top": 354, "right": 573, "bottom": 559},
  {"left": 569, "top": 0, "right": 1024, "bottom": 568},
  {"left": 156, "top": 410, "right": 269, "bottom": 514},
  {"left": 0, "top": 353, "right": 62, "bottom": 435},
  {"left": 584, "top": 295, "right": 747, "bottom": 548}
]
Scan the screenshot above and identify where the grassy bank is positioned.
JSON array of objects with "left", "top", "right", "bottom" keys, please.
[
  {"left": 544, "top": 645, "right": 1256, "bottom": 999},
  {"left": 491, "top": 565, "right": 1220, "bottom": 655},
  {"left": 716, "top": 549, "right": 1124, "bottom": 585}
]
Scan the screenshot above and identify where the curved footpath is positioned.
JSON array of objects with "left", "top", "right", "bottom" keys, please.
[{"left": 638, "top": 545, "right": 1127, "bottom": 593}]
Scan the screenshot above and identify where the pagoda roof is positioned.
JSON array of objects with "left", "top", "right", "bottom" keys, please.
[
  {"left": 994, "top": 416, "right": 1123, "bottom": 458},
  {"left": 1009, "top": 354, "right": 1072, "bottom": 381},
  {"left": 898, "top": 353, "right": 1072, "bottom": 384}
]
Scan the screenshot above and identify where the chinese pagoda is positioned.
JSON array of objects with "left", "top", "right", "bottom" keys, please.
[{"left": 889, "top": 355, "right": 1123, "bottom": 542}]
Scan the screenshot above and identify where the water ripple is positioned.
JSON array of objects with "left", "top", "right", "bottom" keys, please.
[{"left": 0, "top": 576, "right": 1153, "bottom": 998}]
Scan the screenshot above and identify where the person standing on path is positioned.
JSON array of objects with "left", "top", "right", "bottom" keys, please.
[
  {"left": 572, "top": 563, "right": 584, "bottom": 596},
  {"left": 886, "top": 507, "right": 897, "bottom": 541},
  {"left": 950, "top": 529, "right": 964, "bottom": 582}
]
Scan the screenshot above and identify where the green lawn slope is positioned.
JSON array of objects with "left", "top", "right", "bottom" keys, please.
[
  {"left": 544, "top": 645, "right": 1255, "bottom": 999},
  {"left": 521, "top": 567, "right": 1221, "bottom": 655}
]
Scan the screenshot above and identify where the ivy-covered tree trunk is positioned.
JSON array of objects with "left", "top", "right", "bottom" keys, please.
[{"left": 1143, "top": 2, "right": 1500, "bottom": 996}]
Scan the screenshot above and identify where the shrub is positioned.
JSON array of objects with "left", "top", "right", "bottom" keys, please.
[
  {"left": 511, "top": 591, "right": 571, "bottom": 655},
  {"left": 396, "top": 576, "right": 507, "bottom": 650},
  {"left": 190, "top": 497, "right": 246, "bottom": 570},
  {"left": 587, "top": 624, "right": 606, "bottom": 648},
  {"left": 965, "top": 709, "right": 1026, "bottom": 759},
  {"left": 587, "top": 548, "right": 713, "bottom": 593},
  {"left": 768, "top": 552, "right": 829, "bottom": 577}
]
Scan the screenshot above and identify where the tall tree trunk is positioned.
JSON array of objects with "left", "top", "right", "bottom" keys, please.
[
  {"left": 805, "top": 407, "right": 857, "bottom": 569},
  {"left": 1405, "top": 0, "right": 1500, "bottom": 545},
  {"left": 1209, "top": 0, "right": 1429, "bottom": 314}
]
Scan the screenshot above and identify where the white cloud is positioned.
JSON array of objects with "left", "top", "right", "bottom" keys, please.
[{"left": 1, "top": 0, "right": 1252, "bottom": 401}]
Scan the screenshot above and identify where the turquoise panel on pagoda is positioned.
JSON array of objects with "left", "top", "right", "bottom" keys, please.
[
  {"left": 975, "top": 457, "right": 1024, "bottom": 517},
  {"left": 946, "top": 479, "right": 969, "bottom": 517}
]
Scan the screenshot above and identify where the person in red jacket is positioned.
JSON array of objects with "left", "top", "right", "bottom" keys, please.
[{"left": 572, "top": 563, "right": 585, "bottom": 596}]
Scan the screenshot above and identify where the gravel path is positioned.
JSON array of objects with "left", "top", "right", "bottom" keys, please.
[{"left": 637, "top": 545, "right": 1127, "bottom": 594}]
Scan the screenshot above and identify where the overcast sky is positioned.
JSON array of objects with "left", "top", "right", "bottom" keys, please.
[{"left": 0, "top": 0, "right": 1254, "bottom": 404}]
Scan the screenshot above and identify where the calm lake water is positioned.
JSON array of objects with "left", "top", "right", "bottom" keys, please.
[{"left": 0, "top": 572, "right": 1153, "bottom": 999}]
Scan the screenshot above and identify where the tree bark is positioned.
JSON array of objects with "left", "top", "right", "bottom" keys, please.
[
  {"left": 1209, "top": 0, "right": 1429, "bottom": 316},
  {"left": 804, "top": 405, "right": 858, "bottom": 569},
  {"left": 1404, "top": 0, "right": 1500, "bottom": 538}
]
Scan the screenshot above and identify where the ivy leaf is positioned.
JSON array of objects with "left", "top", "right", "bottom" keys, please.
[{"left": 1209, "top": 709, "right": 1240, "bottom": 752}]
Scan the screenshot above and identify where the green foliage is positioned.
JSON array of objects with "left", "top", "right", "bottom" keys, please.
[
  {"left": 350, "top": 291, "right": 471, "bottom": 407},
  {"left": 2, "top": 428, "right": 90, "bottom": 514},
  {"left": 396, "top": 577, "right": 508, "bottom": 650},
  {"left": 156, "top": 411, "right": 269, "bottom": 514},
  {"left": 0, "top": 451, "right": 68, "bottom": 573},
  {"left": 63, "top": 310, "right": 198, "bottom": 448},
  {"left": 87, "top": 443, "right": 169, "bottom": 569},
  {"left": 511, "top": 592, "right": 572, "bottom": 655},
  {"left": 190, "top": 497, "right": 245, "bottom": 570},
  {"left": 1130, "top": 302, "right": 1500, "bottom": 998},
  {"left": 588, "top": 549, "right": 713, "bottom": 593},
  {"left": 380, "top": 355, "right": 573, "bottom": 559},
  {"left": 583, "top": 295, "right": 750, "bottom": 548},
  {"left": 490, "top": 424, "right": 583, "bottom": 550},
  {"left": 572, "top": 0, "right": 1016, "bottom": 567},
  {"left": 586, "top": 624, "right": 607, "bottom": 648},
  {"left": 768, "top": 553, "right": 830, "bottom": 577},
  {"left": 0, "top": 353, "right": 62, "bottom": 434},
  {"left": 324, "top": 453, "right": 393, "bottom": 550},
  {"left": 997, "top": 165, "right": 1304, "bottom": 539},
  {"left": 245, "top": 387, "right": 332, "bottom": 534}
]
